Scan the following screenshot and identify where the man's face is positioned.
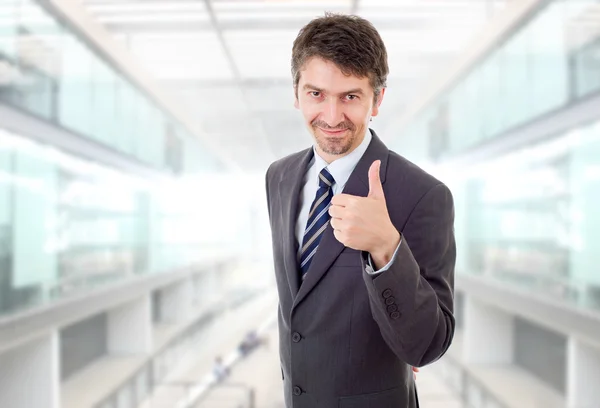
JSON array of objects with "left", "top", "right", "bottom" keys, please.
[{"left": 294, "top": 57, "right": 384, "bottom": 162}]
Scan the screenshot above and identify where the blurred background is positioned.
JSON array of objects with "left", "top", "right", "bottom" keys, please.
[{"left": 0, "top": 0, "right": 599, "bottom": 407}]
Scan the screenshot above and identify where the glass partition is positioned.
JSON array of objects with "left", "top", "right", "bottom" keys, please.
[
  {"left": 0, "top": 127, "right": 228, "bottom": 317},
  {"left": 452, "top": 118, "right": 600, "bottom": 313},
  {"left": 0, "top": 0, "right": 220, "bottom": 174},
  {"left": 396, "top": 0, "right": 600, "bottom": 161}
]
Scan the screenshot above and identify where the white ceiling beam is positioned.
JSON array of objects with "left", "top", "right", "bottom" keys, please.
[
  {"left": 202, "top": 0, "right": 241, "bottom": 81},
  {"left": 46, "top": 0, "right": 242, "bottom": 172},
  {"left": 102, "top": 17, "right": 472, "bottom": 33},
  {"left": 201, "top": 0, "right": 278, "bottom": 162}
]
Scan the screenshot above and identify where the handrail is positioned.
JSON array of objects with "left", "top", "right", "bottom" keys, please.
[
  {"left": 440, "top": 354, "right": 510, "bottom": 408},
  {"left": 176, "top": 314, "right": 276, "bottom": 408},
  {"left": 92, "top": 290, "right": 266, "bottom": 408}
]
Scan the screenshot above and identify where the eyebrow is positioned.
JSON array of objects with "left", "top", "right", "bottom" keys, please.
[{"left": 302, "top": 84, "right": 365, "bottom": 96}]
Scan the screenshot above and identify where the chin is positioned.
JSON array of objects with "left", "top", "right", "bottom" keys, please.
[
  {"left": 318, "top": 139, "right": 353, "bottom": 156},
  {"left": 307, "top": 125, "right": 358, "bottom": 156}
]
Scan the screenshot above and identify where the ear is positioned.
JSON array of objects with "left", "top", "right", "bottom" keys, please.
[{"left": 371, "top": 88, "right": 386, "bottom": 117}]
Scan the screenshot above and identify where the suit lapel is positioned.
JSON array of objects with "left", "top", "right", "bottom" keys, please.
[
  {"left": 293, "top": 129, "right": 389, "bottom": 309},
  {"left": 278, "top": 148, "right": 314, "bottom": 298}
]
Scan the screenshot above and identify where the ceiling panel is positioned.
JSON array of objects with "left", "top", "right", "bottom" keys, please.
[
  {"left": 80, "top": 0, "right": 509, "bottom": 171},
  {"left": 212, "top": 0, "right": 352, "bottom": 12},
  {"left": 216, "top": 10, "right": 335, "bottom": 21},
  {"left": 171, "top": 84, "right": 250, "bottom": 114},
  {"left": 87, "top": 2, "right": 208, "bottom": 14},
  {"left": 225, "top": 29, "right": 299, "bottom": 79},
  {"left": 380, "top": 28, "right": 483, "bottom": 55},
  {"left": 129, "top": 32, "right": 233, "bottom": 80},
  {"left": 243, "top": 85, "right": 296, "bottom": 112},
  {"left": 358, "top": 0, "right": 485, "bottom": 10}
]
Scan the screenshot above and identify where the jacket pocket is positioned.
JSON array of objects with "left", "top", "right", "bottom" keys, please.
[{"left": 338, "top": 386, "right": 407, "bottom": 408}]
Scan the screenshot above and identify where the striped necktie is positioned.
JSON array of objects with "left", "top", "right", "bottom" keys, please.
[{"left": 299, "top": 167, "right": 335, "bottom": 279}]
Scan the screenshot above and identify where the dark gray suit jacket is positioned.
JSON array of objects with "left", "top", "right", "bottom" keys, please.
[{"left": 265, "top": 130, "right": 455, "bottom": 408}]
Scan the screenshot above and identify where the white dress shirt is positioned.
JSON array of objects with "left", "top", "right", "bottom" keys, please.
[{"left": 295, "top": 130, "right": 400, "bottom": 274}]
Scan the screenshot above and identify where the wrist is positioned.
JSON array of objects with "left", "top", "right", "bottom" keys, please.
[{"left": 370, "top": 229, "right": 400, "bottom": 269}]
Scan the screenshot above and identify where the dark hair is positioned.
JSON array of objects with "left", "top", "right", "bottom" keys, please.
[{"left": 291, "top": 13, "right": 389, "bottom": 102}]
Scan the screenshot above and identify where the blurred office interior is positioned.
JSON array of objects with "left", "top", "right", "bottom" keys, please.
[{"left": 0, "top": 0, "right": 599, "bottom": 407}]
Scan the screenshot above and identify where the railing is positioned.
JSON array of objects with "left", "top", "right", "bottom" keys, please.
[
  {"left": 174, "top": 315, "right": 276, "bottom": 408},
  {"left": 434, "top": 356, "right": 509, "bottom": 408},
  {"left": 93, "top": 305, "right": 220, "bottom": 408},
  {"left": 163, "top": 381, "right": 256, "bottom": 408},
  {"left": 93, "top": 289, "right": 265, "bottom": 408}
]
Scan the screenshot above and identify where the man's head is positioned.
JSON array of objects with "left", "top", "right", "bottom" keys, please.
[{"left": 291, "top": 13, "right": 389, "bottom": 162}]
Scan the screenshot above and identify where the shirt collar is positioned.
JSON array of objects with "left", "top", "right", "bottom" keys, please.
[{"left": 312, "top": 129, "right": 372, "bottom": 189}]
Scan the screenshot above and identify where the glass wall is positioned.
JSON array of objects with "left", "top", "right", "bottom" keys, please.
[
  {"left": 0, "top": 128, "right": 232, "bottom": 317},
  {"left": 0, "top": 0, "right": 218, "bottom": 174},
  {"left": 451, "top": 118, "right": 600, "bottom": 313},
  {"left": 397, "top": 0, "right": 600, "bottom": 161},
  {"left": 0, "top": 0, "right": 230, "bottom": 317}
]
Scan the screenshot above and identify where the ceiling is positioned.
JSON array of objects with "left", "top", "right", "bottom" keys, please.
[{"left": 81, "top": 0, "right": 508, "bottom": 172}]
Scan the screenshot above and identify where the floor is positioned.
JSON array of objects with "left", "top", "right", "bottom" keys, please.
[{"left": 194, "top": 323, "right": 465, "bottom": 408}]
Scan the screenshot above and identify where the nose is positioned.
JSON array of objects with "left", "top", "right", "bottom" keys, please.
[{"left": 322, "top": 98, "right": 345, "bottom": 127}]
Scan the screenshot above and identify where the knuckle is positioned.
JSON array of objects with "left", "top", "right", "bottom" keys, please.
[{"left": 347, "top": 213, "right": 359, "bottom": 224}]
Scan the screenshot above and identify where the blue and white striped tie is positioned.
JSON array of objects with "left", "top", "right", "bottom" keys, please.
[{"left": 299, "top": 168, "right": 335, "bottom": 279}]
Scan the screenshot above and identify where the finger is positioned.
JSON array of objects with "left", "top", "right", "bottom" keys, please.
[
  {"left": 330, "top": 217, "right": 345, "bottom": 231},
  {"left": 368, "top": 160, "right": 385, "bottom": 200},
  {"left": 333, "top": 228, "right": 345, "bottom": 244},
  {"left": 330, "top": 218, "right": 338, "bottom": 231},
  {"left": 328, "top": 204, "right": 346, "bottom": 219},
  {"left": 331, "top": 193, "right": 356, "bottom": 207}
]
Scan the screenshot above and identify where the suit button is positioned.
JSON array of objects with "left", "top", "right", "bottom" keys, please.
[
  {"left": 293, "top": 386, "right": 303, "bottom": 396},
  {"left": 292, "top": 332, "right": 302, "bottom": 343},
  {"left": 387, "top": 304, "right": 398, "bottom": 313},
  {"left": 390, "top": 311, "right": 401, "bottom": 320},
  {"left": 385, "top": 296, "right": 395, "bottom": 305},
  {"left": 382, "top": 289, "right": 393, "bottom": 298}
]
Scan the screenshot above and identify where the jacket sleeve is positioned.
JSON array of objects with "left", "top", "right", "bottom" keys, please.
[
  {"left": 265, "top": 163, "right": 274, "bottom": 220},
  {"left": 361, "top": 183, "right": 456, "bottom": 367}
]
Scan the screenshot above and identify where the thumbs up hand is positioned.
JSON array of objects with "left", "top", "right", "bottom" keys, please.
[{"left": 329, "top": 160, "right": 401, "bottom": 269}]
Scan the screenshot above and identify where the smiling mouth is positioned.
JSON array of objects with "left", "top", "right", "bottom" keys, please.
[{"left": 318, "top": 128, "right": 348, "bottom": 136}]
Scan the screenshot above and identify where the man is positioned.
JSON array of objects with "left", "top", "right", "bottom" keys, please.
[
  {"left": 265, "top": 13, "right": 455, "bottom": 408},
  {"left": 212, "top": 356, "right": 229, "bottom": 382}
]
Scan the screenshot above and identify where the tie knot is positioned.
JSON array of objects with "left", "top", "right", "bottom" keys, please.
[{"left": 318, "top": 168, "right": 335, "bottom": 189}]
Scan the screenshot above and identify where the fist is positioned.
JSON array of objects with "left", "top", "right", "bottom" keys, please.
[{"left": 329, "top": 160, "right": 400, "bottom": 267}]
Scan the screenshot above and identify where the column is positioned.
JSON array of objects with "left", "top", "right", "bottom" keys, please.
[
  {"left": 191, "top": 269, "right": 211, "bottom": 307},
  {"left": 0, "top": 331, "right": 59, "bottom": 408},
  {"left": 108, "top": 295, "right": 152, "bottom": 354},
  {"left": 567, "top": 337, "right": 600, "bottom": 408},
  {"left": 159, "top": 278, "right": 193, "bottom": 323},
  {"left": 463, "top": 296, "right": 515, "bottom": 364}
]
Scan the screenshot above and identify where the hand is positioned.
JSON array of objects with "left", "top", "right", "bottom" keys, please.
[
  {"left": 329, "top": 160, "right": 400, "bottom": 268},
  {"left": 412, "top": 366, "right": 419, "bottom": 380}
]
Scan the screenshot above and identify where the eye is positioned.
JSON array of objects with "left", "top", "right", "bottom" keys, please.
[
  {"left": 346, "top": 94, "right": 358, "bottom": 101},
  {"left": 310, "top": 91, "right": 321, "bottom": 97}
]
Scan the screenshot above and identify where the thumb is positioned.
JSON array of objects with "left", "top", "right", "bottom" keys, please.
[{"left": 368, "top": 160, "right": 385, "bottom": 200}]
